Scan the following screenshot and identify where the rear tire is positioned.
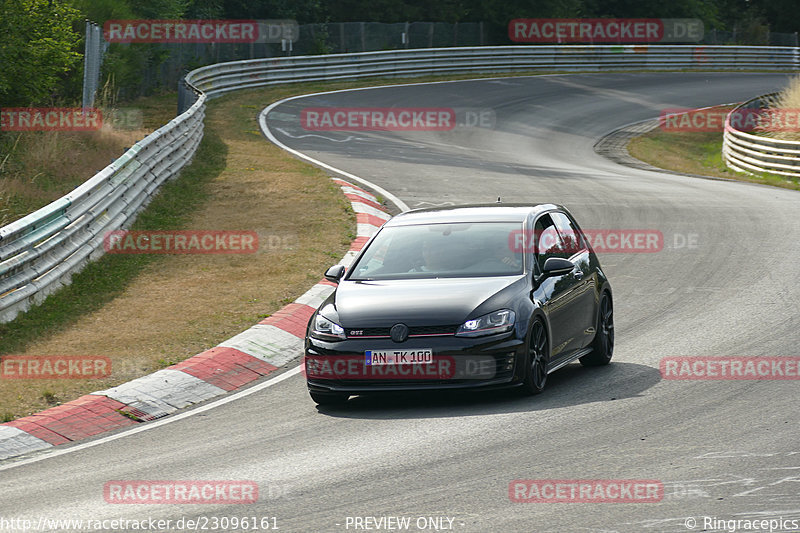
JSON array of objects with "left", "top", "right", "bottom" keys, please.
[
  {"left": 521, "top": 320, "right": 549, "bottom": 395},
  {"left": 309, "top": 391, "right": 349, "bottom": 406},
  {"left": 580, "top": 293, "right": 614, "bottom": 367}
]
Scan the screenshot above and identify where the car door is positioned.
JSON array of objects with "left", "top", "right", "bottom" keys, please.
[
  {"left": 550, "top": 211, "right": 597, "bottom": 351},
  {"left": 531, "top": 213, "right": 585, "bottom": 364}
]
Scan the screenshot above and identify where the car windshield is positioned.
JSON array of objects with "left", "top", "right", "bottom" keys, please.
[{"left": 348, "top": 221, "right": 524, "bottom": 280}]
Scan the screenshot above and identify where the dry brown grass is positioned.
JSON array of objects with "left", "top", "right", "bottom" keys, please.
[
  {"left": 760, "top": 75, "right": 800, "bottom": 141},
  {"left": 0, "top": 124, "right": 148, "bottom": 226},
  {"left": 0, "top": 87, "right": 354, "bottom": 419}
]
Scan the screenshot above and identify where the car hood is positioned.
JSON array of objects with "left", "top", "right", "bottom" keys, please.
[{"left": 331, "top": 276, "right": 523, "bottom": 327}]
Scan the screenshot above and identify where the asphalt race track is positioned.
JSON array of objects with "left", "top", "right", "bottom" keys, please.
[{"left": 1, "top": 73, "right": 799, "bottom": 533}]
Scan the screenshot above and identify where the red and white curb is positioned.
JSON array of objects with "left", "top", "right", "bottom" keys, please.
[{"left": 0, "top": 178, "right": 391, "bottom": 462}]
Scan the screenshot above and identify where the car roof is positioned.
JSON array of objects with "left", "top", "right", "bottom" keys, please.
[{"left": 383, "top": 203, "right": 563, "bottom": 227}]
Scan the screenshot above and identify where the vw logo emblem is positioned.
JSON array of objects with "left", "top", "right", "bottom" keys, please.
[{"left": 390, "top": 323, "right": 409, "bottom": 343}]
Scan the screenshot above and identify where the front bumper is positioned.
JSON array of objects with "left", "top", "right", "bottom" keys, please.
[{"left": 304, "top": 333, "right": 525, "bottom": 394}]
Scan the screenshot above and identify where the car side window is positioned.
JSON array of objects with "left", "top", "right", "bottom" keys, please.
[
  {"left": 534, "top": 214, "right": 564, "bottom": 272},
  {"left": 551, "top": 212, "right": 586, "bottom": 257}
]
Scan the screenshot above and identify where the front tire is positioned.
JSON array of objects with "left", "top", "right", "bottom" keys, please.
[
  {"left": 580, "top": 293, "right": 614, "bottom": 366},
  {"left": 521, "top": 319, "right": 549, "bottom": 395},
  {"left": 309, "top": 391, "right": 349, "bottom": 406}
]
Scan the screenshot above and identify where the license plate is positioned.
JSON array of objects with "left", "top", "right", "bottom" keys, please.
[{"left": 365, "top": 349, "right": 433, "bottom": 366}]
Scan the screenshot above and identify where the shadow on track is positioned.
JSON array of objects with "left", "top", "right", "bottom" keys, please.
[{"left": 315, "top": 361, "right": 660, "bottom": 419}]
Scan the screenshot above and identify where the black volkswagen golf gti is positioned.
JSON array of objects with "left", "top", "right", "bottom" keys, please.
[{"left": 304, "top": 204, "right": 613, "bottom": 405}]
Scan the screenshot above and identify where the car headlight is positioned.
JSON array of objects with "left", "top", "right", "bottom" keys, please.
[
  {"left": 312, "top": 314, "right": 346, "bottom": 340},
  {"left": 456, "top": 310, "right": 515, "bottom": 337}
]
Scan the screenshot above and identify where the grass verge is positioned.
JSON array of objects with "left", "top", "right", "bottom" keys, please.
[
  {"left": 0, "top": 82, "right": 366, "bottom": 420},
  {"left": 627, "top": 128, "right": 800, "bottom": 191}
]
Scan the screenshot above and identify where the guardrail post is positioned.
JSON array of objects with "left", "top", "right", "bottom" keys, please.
[
  {"left": 82, "top": 20, "right": 104, "bottom": 110},
  {"left": 178, "top": 75, "right": 187, "bottom": 116}
]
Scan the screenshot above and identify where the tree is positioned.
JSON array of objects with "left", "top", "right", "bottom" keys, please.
[
  {"left": 742, "top": 0, "right": 800, "bottom": 34},
  {"left": 222, "top": 0, "right": 325, "bottom": 24},
  {"left": 0, "top": 0, "right": 82, "bottom": 106}
]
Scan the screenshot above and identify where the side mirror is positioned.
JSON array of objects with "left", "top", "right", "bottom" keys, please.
[
  {"left": 324, "top": 264, "right": 346, "bottom": 283},
  {"left": 542, "top": 257, "right": 574, "bottom": 278}
]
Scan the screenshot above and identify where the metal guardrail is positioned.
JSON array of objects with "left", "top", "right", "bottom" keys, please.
[
  {"left": 723, "top": 93, "right": 800, "bottom": 178},
  {"left": 183, "top": 45, "right": 800, "bottom": 104},
  {"left": 0, "top": 93, "right": 206, "bottom": 322},
  {"left": 2, "top": 45, "right": 798, "bottom": 323}
]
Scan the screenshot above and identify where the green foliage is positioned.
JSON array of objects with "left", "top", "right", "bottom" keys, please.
[
  {"left": 65, "top": 0, "right": 195, "bottom": 101},
  {"left": 0, "top": 0, "right": 83, "bottom": 106},
  {"left": 69, "top": 0, "right": 190, "bottom": 22},
  {"left": 69, "top": 0, "right": 136, "bottom": 23},
  {"left": 321, "top": 0, "right": 582, "bottom": 24},
  {"left": 307, "top": 24, "right": 333, "bottom": 54},
  {"left": 185, "top": 0, "right": 225, "bottom": 19},
  {"left": 0, "top": 0, "right": 797, "bottom": 117},
  {"left": 752, "top": 0, "right": 800, "bottom": 34},
  {"left": 221, "top": 0, "right": 325, "bottom": 23},
  {"left": 131, "top": 0, "right": 189, "bottom": 20}
]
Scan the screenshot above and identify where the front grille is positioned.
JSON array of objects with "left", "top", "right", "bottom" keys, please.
[
  {"left": 410, "top": 325, "right": 458, "bottom": 336},
  {"left": 345, "top": 325, "right": 458, "bottom": 339}
]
